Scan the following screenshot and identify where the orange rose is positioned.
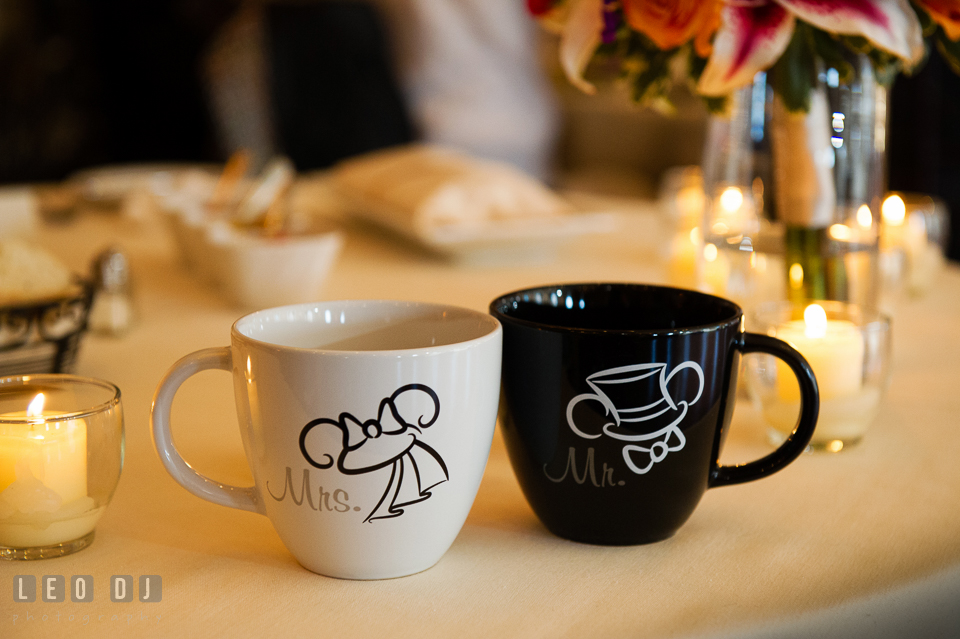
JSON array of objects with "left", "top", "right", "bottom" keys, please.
[
  {"left": 623, "top": 0, "right": 724, "bottom": 57},
  {"left": 919, "top": 0, "right": 960, "bottom": 40}
]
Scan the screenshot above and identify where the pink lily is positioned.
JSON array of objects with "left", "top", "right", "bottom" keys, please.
[
  {"left": 558, "top": 0, "right": 605, "bottom": 94},
  {"left": 698, "top": 0, "right": 925, "bottom": 96}
]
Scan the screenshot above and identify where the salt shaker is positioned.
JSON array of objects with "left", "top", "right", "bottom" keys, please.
[{"left": 88, "top": 247, "right": 136, "bottom": 335}]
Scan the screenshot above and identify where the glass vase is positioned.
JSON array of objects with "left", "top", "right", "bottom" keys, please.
[{"left": 699, "top": 54, "right": 885, "bottom": 316}]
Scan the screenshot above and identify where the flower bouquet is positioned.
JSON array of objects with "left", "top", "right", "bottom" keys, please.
[
  {"left": 531, "top": 0, "right": 957, "bottom": 111},
  {"left": 530, "top": 0, "right": 959, "bottom": 305}
]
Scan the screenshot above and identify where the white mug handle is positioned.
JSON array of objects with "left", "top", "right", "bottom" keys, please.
[{"left": 150, "top": 347, "right": 264, "bottom": 514}]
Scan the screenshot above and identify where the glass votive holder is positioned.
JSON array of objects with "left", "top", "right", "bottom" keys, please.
[
  {"left": 880, "top": 192, "right": 949, "bottom": 297},
  {"left": 0, "top": 375, "right": 124, "bottom": 559},
  {"left": 744, "top": 301, "right": 891, "bottom": 453},
  {"left": 659, "top": 166, "right": 706, "bottom": 290}
]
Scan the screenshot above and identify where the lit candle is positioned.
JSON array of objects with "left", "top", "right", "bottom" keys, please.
[
  {"left": 775, "top": 304, "right": 863, "bottom": 401},
  {"left": 666, "top": 182, "right": 705, "bottom": 290},
  {"left": 702, "top": 241, "right": 730, "bottom": 297},
  {"left": 881, "top": 194, "right": 940, "bottom": 294},
  {"left": 0, "top": 393, "right": 98, "bottom": 548},
  {"left": 667, "top": 226, "right": 702, "bottom": 289},
  {"left": 880, "top": 195, "right": 918, "bottom": 252},
  {"left": 768, "top": 304, "right": 879, "bottom": 447}
]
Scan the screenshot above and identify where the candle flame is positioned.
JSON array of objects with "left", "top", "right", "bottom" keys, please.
[
  {"left": 703, "top": 243, "right": 718, "bottom": 262},
  {"left": 719, "top": 187, "right": 743, "bottom": 213},
  {"left": 27, "top": 393, "right": 45, "bottom": 417},
  {"left": 882, "top": 195, "right": 906, "bottom": 226},
  {"left": 828, "top": 224, "right": 852, "bottom": 241},
  {"left": 789, "top": 263, "right": 804, "bottom": 289},
  {"left": 856, "top": 205, "right": 873, "bottom": 229},
  {"left": 803, "top": 304, "right": 828, "bottom": 339}
]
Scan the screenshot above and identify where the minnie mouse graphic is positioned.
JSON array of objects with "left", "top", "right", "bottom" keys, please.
[{"left": 298, "top": 384, "right": 448, "bottom": 523}]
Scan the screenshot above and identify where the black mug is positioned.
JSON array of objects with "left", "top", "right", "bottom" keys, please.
[{"left": 490, "top": 283, "right": 819, "bottom": 545}]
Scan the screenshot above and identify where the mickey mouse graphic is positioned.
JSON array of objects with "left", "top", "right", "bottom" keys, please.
[{"left": 299, "top": 384, "right": 448, "bottom": 523}]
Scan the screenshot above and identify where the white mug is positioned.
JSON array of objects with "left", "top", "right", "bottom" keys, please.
[{"left": 150, "top": 300, "right": 502, "bottom": 579}]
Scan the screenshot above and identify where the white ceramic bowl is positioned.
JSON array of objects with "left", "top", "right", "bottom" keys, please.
[
  {"left": 160, "top": 198, "right": 343, "bottom": 310},
  {"left": 210, "top": 226, "right": 343, "bottom": 310}
]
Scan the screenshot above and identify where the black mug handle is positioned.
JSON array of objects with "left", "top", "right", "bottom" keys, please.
[{"left": 709, "top": 332, "right": 819, "bottom": 487}]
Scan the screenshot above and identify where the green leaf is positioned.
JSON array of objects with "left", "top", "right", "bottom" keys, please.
[
  {"left": 935, "top": 30, "right": 960, "bottom": 75},
  {"left": 868, "top": 47, "right": 905, "bottom": 85},
  {"left": 831, "top": 34, "right": 906, "bottom": 85},
  {"left": 841, "top": 35, "right": 873, "bottom": 54},
  {"left": 594, "top": 41, "right": 619, "bottom": 57},
  {"left": 687, "top": 50, "right": 708, "bottom": 84},
  {"left": 910, "top": 1, "right": 939, "bottom": 37},
  {"left": 702, "top": 95, "right": 728, "bottom": 114},
  {"left": 770, "top": 23, "right": 817, "bottom": 112},
  {"left": 628, "top": 48, "right": 675, "bottom": 103},
  {"left": 810, "top": 28, "right": 856, "bottom": 84}
]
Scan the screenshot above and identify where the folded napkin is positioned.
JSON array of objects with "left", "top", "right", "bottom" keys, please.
[{"left": 332, "top": 145, "right": 574, "bottom": 235}]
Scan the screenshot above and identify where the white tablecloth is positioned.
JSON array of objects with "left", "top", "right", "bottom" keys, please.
[{"left": 5, "top": 199, "right": 960, "bottom": 638}]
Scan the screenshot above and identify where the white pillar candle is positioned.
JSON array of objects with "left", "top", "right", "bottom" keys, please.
[
  {"left": 881, "top": 194, "right": 940, "bottom": 294},
  {"left": 0, "top": 393, "right": 98, "bottom": 548},
  {"left": 702, "top": 242, "right": 730, "bottom": 297},
  {"left": 768, "top": 304, "right": 875, "bottom": 446},
  {"left": 775, "top": 304, "right": 864, "bottom": 401},
  {"left": 667, "top": 227, "right": 702, "bottom": 289}
]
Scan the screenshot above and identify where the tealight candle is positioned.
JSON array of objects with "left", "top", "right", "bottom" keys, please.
[
  {"left": 748, "top": 302, "right": 890, "bottom": 452},
  {"left": 702, "top": 241, "right": 730, "bottom": 297},
  {"left": 0, "top": 375, "right": 122, "bottom": 559},
  {"left": 880, "top": 193, "right": 944, "bottom": 295},
  {"left": 775, "top": 304, "right": 864, "bottom": 402},
  {"left": 880, "top": 195, "right": 924, "bottom": 257},
  {"left": 667, "top": 227, "right": 701, "bottom": 289},
  {"left": 0, "top": 393, "right": 99, "bottom": 549}
]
